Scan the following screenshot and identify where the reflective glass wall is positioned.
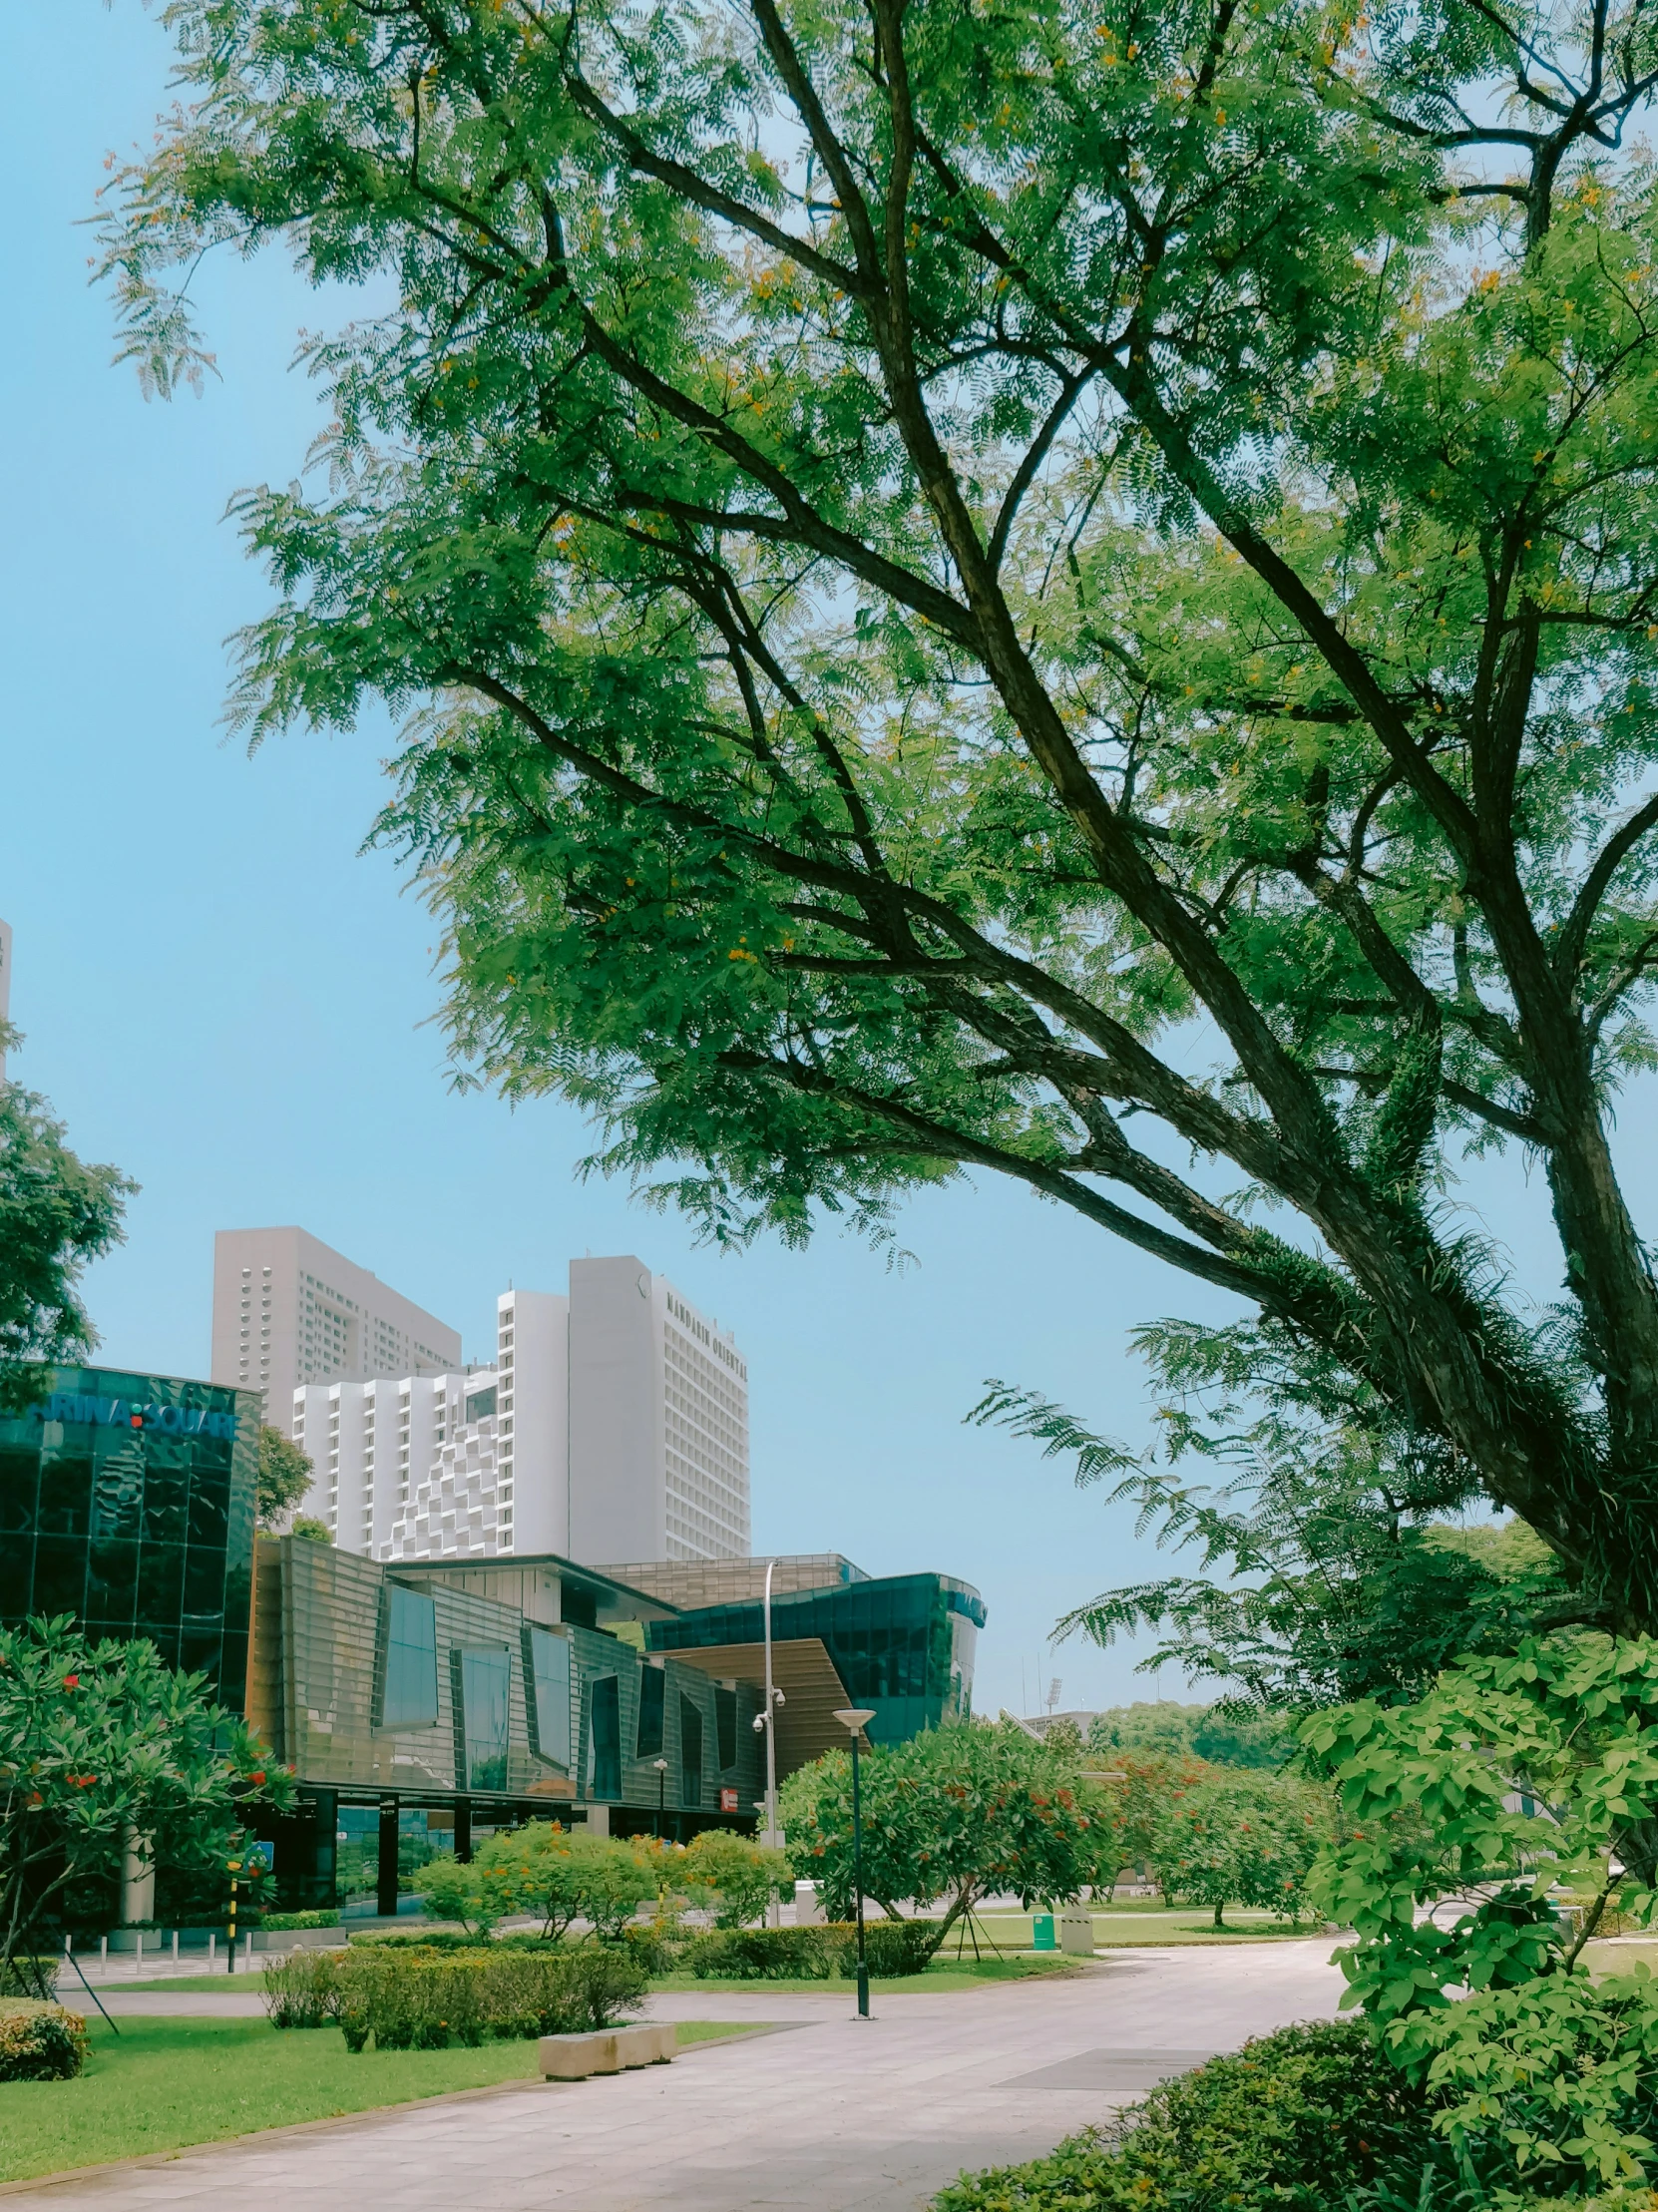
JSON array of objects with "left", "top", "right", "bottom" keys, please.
[
  {"left": 647, "top": 1572, "right": 985, "bottom": 1745},
  {"left": 0, "top": 1367, "right": 257, "bottom": 1711}
]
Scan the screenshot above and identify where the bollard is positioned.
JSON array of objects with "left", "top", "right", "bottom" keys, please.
[
  {"left": 100, "top": 1937, "right": 108, "bottom": 1970},
  {"left": 135, "top": 1931, "right": 143, "bottom": 1975},
  {"left": 208, "top": 1934, "right": 216, "bottom": 1967},
  {"left": 172, "top": 1931, "right": 180, "bottom": 1967}
]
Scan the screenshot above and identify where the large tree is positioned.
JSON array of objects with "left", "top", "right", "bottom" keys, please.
[
  {"left": 0, "top": 1040, "right": 132, "bottom": 1411},
  {"left": 109, "top": 0, "right": 1658, "bottom": 1622}
]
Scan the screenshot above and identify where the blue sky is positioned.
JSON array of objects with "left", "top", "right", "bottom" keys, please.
[{"left": 4, "top": 5, "right": 1642, "bottom": 1723}]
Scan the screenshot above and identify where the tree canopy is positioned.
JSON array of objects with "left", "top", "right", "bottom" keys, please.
[
  {"left": 0, "top": 1048, "right": 132, "bottom": 1412},
  {"left": 780, "top": 1719, "right": 1101, "bottom": 1931},
  {"left": 106, "top": 0, "right": 1658, "bottom": 1623},
  {"left": 255, "top": 1424, "right": 316, "bottom": 1530},
  {"left": 0, "top": 1616, "right": 292, "bottom": 1991},
  {"left": 982, "top": 1320, "right": 1575, "bottom": 1706}
]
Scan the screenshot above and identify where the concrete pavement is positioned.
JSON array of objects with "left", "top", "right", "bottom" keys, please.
[{"left": 10, "top": 1942, "right": 1345, "bottom": 2211}]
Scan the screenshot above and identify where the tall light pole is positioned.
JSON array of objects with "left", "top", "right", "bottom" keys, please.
[
  {"left": 833, "top": 1707, "right": 877, "bottom": 2020},
  {"left": 653, "top": 1757, "right": 669, "bottom": 1836},
  {"left": 752, "top": 1558, "right": 786, "bottom": 1927}
]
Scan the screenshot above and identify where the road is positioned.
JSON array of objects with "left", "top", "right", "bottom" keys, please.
[{"left": 11, "top": 1942, "right": 1346, "bottom": 2212}]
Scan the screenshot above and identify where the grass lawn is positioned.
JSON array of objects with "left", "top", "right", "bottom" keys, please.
[
  {"left": 653, "top": 1951, "right": 1075, "bottom": 1993},
  {"left": 964, "top": 1907, "right": 1320, "bottom": 1948},
  {"left": 0, "top": 2015, "right": 763, "bottom": 2183}
]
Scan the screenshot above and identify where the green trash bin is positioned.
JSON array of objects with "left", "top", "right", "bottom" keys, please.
[{"left": 1032, "top": 1913, "right": 1056, "bottom": 1952}]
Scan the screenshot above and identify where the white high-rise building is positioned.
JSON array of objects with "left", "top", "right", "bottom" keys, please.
[
  {"left": 294, "top": 1369, "right": 493, "bottom": 1554},
  {"left": 210, "top": 1226, "right": 461, "bottom": 1418},
  {"left": 569, "top": 1256, "right": 750, "bottom": 1562},
  {"left": 308, "top": 1254, "right": 749, "bottom": 1566}
]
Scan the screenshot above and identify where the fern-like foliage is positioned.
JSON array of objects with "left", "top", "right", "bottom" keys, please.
[{"left": 972, "top": 1320, "right": 1580, "bottom": 1709}]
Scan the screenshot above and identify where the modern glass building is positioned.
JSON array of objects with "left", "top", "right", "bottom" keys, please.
[
  {"left": 248, "top": 1539, "right": 772, "bottom": 1912},
  {"left": 248, "top": 1543, "right": 985, "bottom": 1914},
  {"left": 0, "top": 1365, "right": 258, "bottom": 1712},
  {"left": 645, "top": 1572, "right": 985, "bottom": 1745}
]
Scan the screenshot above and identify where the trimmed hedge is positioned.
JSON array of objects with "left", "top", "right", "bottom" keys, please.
[
  {"left": 0, "top": 1958, "right": 59, "bottom": 2000},
  {"left": 931, "top": 2020, "right": 1433, "bottom": 2212},
  {"left": 261, "top": 1909, "right": 340, "bottom": 1932},
  {"left": 0, "top": 1999, "right": 88, "bottom": 2082},
  {"left": 264, "top": 1942, "right": 648, "bottom": 2048},
  {"left": 684, "top": 1920, "right": 942, "bottom": 1981}
]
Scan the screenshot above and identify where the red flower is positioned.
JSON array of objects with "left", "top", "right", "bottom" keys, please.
[
  {"left": 63, "top": 1674, "right": 80, "bottom": 1689},
  {"left": 248, "top": 1771, "right": 266, "bottom": 1784}
]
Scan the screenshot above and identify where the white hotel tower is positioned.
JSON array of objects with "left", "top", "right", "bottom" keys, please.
[{"left": 292, "top": 1255, "right": 749, "bottom": 1566}]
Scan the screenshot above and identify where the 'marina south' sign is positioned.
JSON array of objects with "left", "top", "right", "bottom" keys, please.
[{"left": 31, "top": 1391, "right": 240, "bottom": 1442}]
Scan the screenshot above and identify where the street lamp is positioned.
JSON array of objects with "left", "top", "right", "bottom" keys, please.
[
  {"left": 751, "top": 1560, "right": 787, "bottom": 1926},
  {"left": 832, "top": 1707, "right": 877, "bottom": 2019},
  {"left": 653, "top": 1757, "right": 669, "bottom": 1835}
]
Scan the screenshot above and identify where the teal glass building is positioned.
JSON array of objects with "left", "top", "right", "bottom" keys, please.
[
  {"left": 0, "top": 1365, "right": 258, "bottom": 1712},
  {"left": 645, "top": 1573, "right": 985, "bottom": 1743}
]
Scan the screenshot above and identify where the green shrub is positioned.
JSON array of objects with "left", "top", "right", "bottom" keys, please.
[
  {"left": 331, "top": 1942, "right": 648, "bottom": 2050},
  {"left": 861, "top": 1920, "right": 943, "bottom": 1978},
  {"left": 683, "top": 1926, "right": 844, "bottom": 1980},
  {"left": 347, "top": 1929, "right": 485, "bottom": 1952},
  {"left": 0, "top": 1958, "right": 60, "bottom": 2000},
  {"left": 261, "top": 1948, "right": 342, "bottom": 2029},
  {"left": 932, "top": 2020, "right": 1432, "bottom": 2212},
  {"left": 681, "top": 1921, "right": 938, "bottom": 1980},
  {"left": 261, "top": 1909, "right": 340, "bottom": 1932},
  {"left": 679, "top": 1830, "right": 794, "bottom": 1930},
  {"left": 0, "top": 1999, "right": 89, "bottom": 2082}
]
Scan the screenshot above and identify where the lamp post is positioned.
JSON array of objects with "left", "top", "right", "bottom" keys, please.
[
  {"left": 832, "top": 1707, "right": 877, "bottom": 2019},
  {"left": 752, "top": 1559, "right": 786, "bottom": 1927},
  {"left": 653, "top": 1757, "right": 669, "bottom": 1837}
]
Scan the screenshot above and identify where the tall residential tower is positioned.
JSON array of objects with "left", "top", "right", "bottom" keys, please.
[
  {"left": 300, "top": 1254, "right": 749, "bottom": 1567},
  {"left": 210, "top": 1227, "right": 462, "bottom": 1418}
]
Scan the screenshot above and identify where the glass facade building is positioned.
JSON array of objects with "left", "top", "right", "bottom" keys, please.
[
  {"left": 646, "top": 1572, "right": 984, "bottom": 1744},
  {"left": 248, "top": 1539, "right": 771, "bottom": 1911},
  {"left": 0, "top": 1366, "right": 258, "bottom": 1712}
]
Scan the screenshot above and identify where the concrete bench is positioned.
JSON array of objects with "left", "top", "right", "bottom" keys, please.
[{"left": 539, "top": 2022, "right": 675, "bottom": 2079}]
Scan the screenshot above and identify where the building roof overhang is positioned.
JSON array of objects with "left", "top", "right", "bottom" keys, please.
[{"left": 659, "top": 1635, "right": 851, "bottom": 1779}]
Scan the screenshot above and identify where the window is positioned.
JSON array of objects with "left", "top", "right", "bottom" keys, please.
[
  {"left": 590, "top": 1676, "right": 622, "bottom": 1799},
  {"left": 453, "top": 1645, "right": 513, "bottom": 1791},
  {"left": 679, "top": 1694, "right": 703, "bottom": 1808},
  {"left": 523, "top": 1623, "right": 572, "bottom": 1768},
  {"left": 380, "top": 1589, "right": 433, "bottom": 1701},
  {"left": 636, "top": 1662, "right": 665, "bottom": 1758},
  {"left": 715, "top": 1684, "right": 738, "bottom": 1772}
]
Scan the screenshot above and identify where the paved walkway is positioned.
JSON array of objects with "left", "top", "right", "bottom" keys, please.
[{"left": 18, "top": 1943, "right": 1346, "bottom": 2212}]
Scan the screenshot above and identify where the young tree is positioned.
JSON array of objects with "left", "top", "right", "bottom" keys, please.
[
  {"left": 1152, "top": 1769, "right": 1330, "bottom": 1929},
  {"left": 415, "top": 1852, "right": 511, "bottom": 1939},
  {"left": 781, "top": 1721, "right": 1100, "bottom": 1937},
  {"left": 105, "top": 0, "right": 1658, "bottom": 1626},
  {"left": 0, "top": 1616, "right": 293, "bottom": 1991},
  {"left": 442, "top": 1823, "right": 661, "bottom": 1940},
  {"left": 0, "top": 1059, "right": 132, "bottom": 1412},
  {"left": 255, "top": 1425, "right": 315, "bottom": 1530},
  {"left": 680, "top": 1828, "right": 793, "bottom": 1928}
]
